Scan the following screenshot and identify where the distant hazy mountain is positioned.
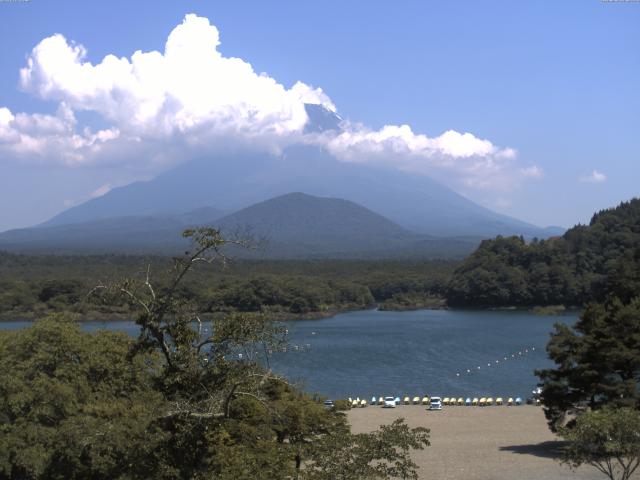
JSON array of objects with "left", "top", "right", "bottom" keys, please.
[
  {"left": 0, "top": 193, "right": 480, "bottom": 258},
  {"left": 35, "top": 106, "right": 557, "bottom": 239},
  {"left": 41, "top": 150, "right": 555, "bottom": 239},
  {"left": 0, "top": 208, "right": 223, "bottom": 255}
]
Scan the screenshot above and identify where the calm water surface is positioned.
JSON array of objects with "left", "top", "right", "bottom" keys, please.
[{"left": 1, "top": 309, "right": 577, "bottom": 400}]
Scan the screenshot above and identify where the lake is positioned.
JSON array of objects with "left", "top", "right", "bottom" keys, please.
[{"left": 0, "top": 309, "right": 577, "bottom": 400}]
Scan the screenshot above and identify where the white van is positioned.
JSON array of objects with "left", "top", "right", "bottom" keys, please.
[
  {"left": 429, "top": 396, "right": 443, "bottom": 410},
  {"left": 383, "top": 396, "right": 397, "bottom": 408}
]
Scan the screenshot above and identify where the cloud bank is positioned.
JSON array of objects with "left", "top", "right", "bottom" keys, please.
[{"left": 0, "top": 13, "right": 540, "bottom": 191}]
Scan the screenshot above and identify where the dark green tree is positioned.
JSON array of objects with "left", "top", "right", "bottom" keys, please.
[
  {"left": 447, "top": 198, "right": 640, "bottom": 308},
  {"left": 0, "top": 314, "right": 167, "bottom": 480},
  {"left": 537, "top": 296, "right": 640, "bottom": 431}
]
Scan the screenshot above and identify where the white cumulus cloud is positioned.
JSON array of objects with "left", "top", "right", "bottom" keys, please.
[
  {"left": 579, "top": 170, "right": 607, "bottom": 183},
  {"left": 319, "top": 123, "right": 534, "bottom": 189},
  {"left": 0, "top": 13, "right": 540, "bottom": 191},
  {"left": 19, "top": 14, "right": 332, "bottom": 141}
]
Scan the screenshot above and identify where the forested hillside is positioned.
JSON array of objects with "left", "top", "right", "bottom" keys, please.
[{"left": 446, "top": 198, "right": 640, "bottom": 307}]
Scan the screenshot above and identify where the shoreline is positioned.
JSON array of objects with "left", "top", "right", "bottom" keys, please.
[{"left": 0, "top": 303, "right": 581, "bottom": 323}]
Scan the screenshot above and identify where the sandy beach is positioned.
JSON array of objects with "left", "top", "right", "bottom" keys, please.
[{"left": 348, "top": 405, "right": 612, "bottom": 480}]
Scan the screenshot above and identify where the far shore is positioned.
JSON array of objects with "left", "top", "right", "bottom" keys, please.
[
  {"left": 0, "top": 303, "right": 580, "bottom": 324},
  {"left": 348, "top": 405, "right": 605, "bottom": 480}
]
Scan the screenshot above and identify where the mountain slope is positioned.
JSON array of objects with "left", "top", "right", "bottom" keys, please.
[
  {"left": 41, "top": 145, "right": 553, "bottom": 238},
  {"left": 0, "top": 208, "right": 224, "bottom": 255},
  {"left": 216, "top": 192, "right": 419, "bottom": 257},
  {"left": 0, "top": 193, "right": 480, "bottom": 258}
]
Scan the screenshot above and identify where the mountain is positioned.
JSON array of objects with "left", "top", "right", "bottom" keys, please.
[
  {"left": 0, "top": 208, "right": 224, "bottom": 255},
  {"left": 215, "top": 192, "right": 478, "bottom": 258},
  {"left": 0, "top": 193, "right": 480, "bottom": 258},
  {"left": 40, "top": 147, "right": 554, "bottom": 239},
  {"left": 32, "top": 104, "right": 557, "bottom": 239}
]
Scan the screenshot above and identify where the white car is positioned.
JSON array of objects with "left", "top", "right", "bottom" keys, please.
[
  {"left": 383, "top": 396, "right": 397, "bottom": 408},
  {"left": 429, "top": 396, "right": 443, "bottom": 410}
]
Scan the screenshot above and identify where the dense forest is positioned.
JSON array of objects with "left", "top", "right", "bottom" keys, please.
[
  {"left": 447, "top": 198, "right": 640, "bottom": 307},
  {"left": 0, "top": 253, "right": 454, "bottom": 319}
]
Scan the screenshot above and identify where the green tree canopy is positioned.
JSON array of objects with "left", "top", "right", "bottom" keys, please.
[
  {"left": 447, "top": 198, "right": 640, "bottom": 307},
  {"left": 537, "top": 296, "right": 640, "bottom": 431},
  {"left": 0, "top": 314, "right": 166, "bottom": 480},
  {"left": 560, "top": 407, "right": 640, "bottom": 480}
]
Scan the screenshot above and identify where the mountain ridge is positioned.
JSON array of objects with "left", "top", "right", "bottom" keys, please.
[
  {"left": 0, "top": 192, "right": 481, "bottom": 258},
  {"left": 39, "top": 145, "right": 556, "bottom": 239}
]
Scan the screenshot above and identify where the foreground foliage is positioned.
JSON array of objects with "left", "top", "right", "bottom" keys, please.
[
  {"left": 560, "top": 408, "right": 640, "bottom": 480},
  {"left": 0, "top": 315, "right": 166, "bottom": 479},
  {"left": 537, "top": 296, "right": 640, "bottom": 431},
  {"left": 0, "top": 228, "right": 430, "bottom": 479}
]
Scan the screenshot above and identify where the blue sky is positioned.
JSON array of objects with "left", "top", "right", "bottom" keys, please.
[{"left": 0, "top": 0, "right": 638, "bottom": 231}]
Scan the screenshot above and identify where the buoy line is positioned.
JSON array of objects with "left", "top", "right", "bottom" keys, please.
[{"left": 455, "top": 346, "right": 538, "bottom": 377}]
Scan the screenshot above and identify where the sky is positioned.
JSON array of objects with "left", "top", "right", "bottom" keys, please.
[{"left": 0, "top": 0, "right": 638, "bottom": 231}]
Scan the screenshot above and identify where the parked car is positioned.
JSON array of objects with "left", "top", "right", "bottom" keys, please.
[
  {"left": 429, "top": 396, "right": 443, "bottom": 410},
  {"left": 383, "top": 396, "right": 397, "bottom": 408}
]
